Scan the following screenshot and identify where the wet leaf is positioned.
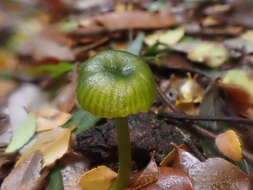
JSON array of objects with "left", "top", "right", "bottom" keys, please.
[
  {"left": 5, "top": 113, "right": 37, "bottom": 153},
  {"left": 79, "top": 165, "right": 117, "bottom": 190},
  {"left": 45, "top": 167, "right": 64, "bottom": 190},
  {"left": 18, "top": 127, "right": 72, "bottom": 167},
  {"left": 174, "top": 146, "right": 201, "bottom": 174},
  {"left": 1, "top": 151, "right": 42, "bottom": 190},
  {"left": 141, "top": 167, "right": 193, "bottom": 190},
  {"left": 189, "top": 158, "right": 249, "bottom": 190},
  {"left": 160, "top": 144, "right": 187, "bottom": 167},
  {"left": 215, "top": 130, "right": 243, "bottom": 161},
  {"left": 128, "top": 157, "right": 159, "bottom": 190},
  {"left": 188, "top": 42, "right": 229, "bottom": 68},
  {"left": 174, "top": 147, "right": 249, "bottom": 190}
]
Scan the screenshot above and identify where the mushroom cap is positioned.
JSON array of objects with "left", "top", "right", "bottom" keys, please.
[{"left": 76, "top": 50, "right": 156, "bottom": 118}]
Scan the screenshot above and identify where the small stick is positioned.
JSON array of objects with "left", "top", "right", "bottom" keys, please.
[{"left": 159, "top": 111, "right": 253, "bottom": 126}]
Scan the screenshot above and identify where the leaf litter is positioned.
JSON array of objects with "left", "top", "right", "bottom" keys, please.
[{"left": 1, "top": 0, "right": 253, "bottom": 189}]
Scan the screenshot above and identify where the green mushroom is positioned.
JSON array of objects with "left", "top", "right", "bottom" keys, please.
[{"left": 76, "top": 50, "right": 156, "bottom": 190}]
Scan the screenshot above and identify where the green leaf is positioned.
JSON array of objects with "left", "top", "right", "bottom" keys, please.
[
  {"left": 127, "top": 32, "right": 145, "bottom": 56},
  {"left": 33, "top": 62, "right": 73, "bottom": 77},
  {"left": 64, "top": 110, "right": 101, "bottom": 134},
  {"left": 5, "top": 113, "right": 37, "bottom": 153},
  {"left": 45, "top": 167, "right": 64, "bottom": 190}
]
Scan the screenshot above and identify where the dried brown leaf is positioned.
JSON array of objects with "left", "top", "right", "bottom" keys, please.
[
  {"left": 141, "top": 167, "right": 193, "bottom": 190},
  {"left": 174, "top": 147, "right": 249, "bottom": 190},
  {"left": 189, "top": 158, "right": 249, "bottom": 190},
  {"left": 1, "top": 151, "right": 42, "bottom": 190},
  {"left": 128, "top": 157, "right": 159, "bottom": 190}
]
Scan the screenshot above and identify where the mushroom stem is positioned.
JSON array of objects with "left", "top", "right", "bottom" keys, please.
[{"left": 110, "top": 117, "right": 131, "bottom": 190}]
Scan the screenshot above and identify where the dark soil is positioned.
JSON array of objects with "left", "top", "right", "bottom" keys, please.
[{"left": 75, "top": 112, "right": 191, "bottom": 170}]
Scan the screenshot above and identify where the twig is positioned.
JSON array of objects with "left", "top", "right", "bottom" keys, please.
[
  {"left": 190, "top": 124, "right": 253, "bottom": 163},
  {"left": 157, "top": 83, "right": 253, "bottom": 163},
  {"left": 159, "top": 112, "right": 253, "bottom": 126}
]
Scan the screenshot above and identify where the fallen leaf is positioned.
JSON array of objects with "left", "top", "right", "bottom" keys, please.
[
  {"left": 36, "top": 107, "right": 71, "bottom": 132},
  {"left": 141, "top": 167, "right": 193, "bottom": 190},
  {"left": 77, "top": 11, "right": 176, "bottom": 35},
  {"left": 174, "top": 147, "right": 249, "bottom": 190},
  {"left": 60, "top": 153, "right": 89, "bottom": 190},
  {"left": 1, "top": 151, "right": 42, "bottom": 190},
  {"left": 178, "top": 74, "right": 204, "bottom": 103},
  {"left": 215, "top": 130, "right": 243, "bottom": 161},
  {"left": 0, "top": 154, "right": 15, "bottom": 183},
  {"left": 219, "top": 83, "right": 252, "bottom": 116},
  {"left": 222, "top": 69, "right": 253, "bottom": 101},
  {"left": 188, "top": 42, "right": 229, "bottom": 68},
  {"left": 18, "top": 127, "right": 72, "bottom": 167},
  {"left": 5, "top": 113, "right": 37, "bottom": 153},
  {"left": 145, "top": 28, "right": 185, "bottom": 48},
  {"left": 173, "top": 146, "right": 201, "bottom": 174},
  {"left": 189, "top": 158, "right": 249, "bottom": 190},
  {"left": 160, "top": 144, "right": 187, "bottom": 167},
  {"left": 128, "top": 157, "right": 159, "bottom": 190},
  {"left": 1, "top": 84, "right": 48, "bottom": 146},
  {"left": 79, "top": 166, "right": 117, "bottom": 190}
]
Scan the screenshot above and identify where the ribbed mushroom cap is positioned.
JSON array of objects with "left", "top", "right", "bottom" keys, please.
[{"left": 76, "top": 50, "right": 156, "bottom": 118}]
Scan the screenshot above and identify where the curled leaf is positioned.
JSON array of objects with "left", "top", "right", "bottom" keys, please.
[
  {"left": 178, "top": 74, "right": 204, "bottom": 103},
  {"left": 128, "top": 157, "right": 159, "bottom": 190},
  {"left": 215, "top": 130, "right": 243, "bottom": 161},
  {"left": 142, "top": 167, "right": 193, "bottom": 190},
  {"left": 78, "top": 166, "right": 117, "bottom": 190}
]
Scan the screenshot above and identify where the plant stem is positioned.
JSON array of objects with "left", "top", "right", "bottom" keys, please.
[{"left": 109, "top": 117, "right": 131, "bottom": 190}]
